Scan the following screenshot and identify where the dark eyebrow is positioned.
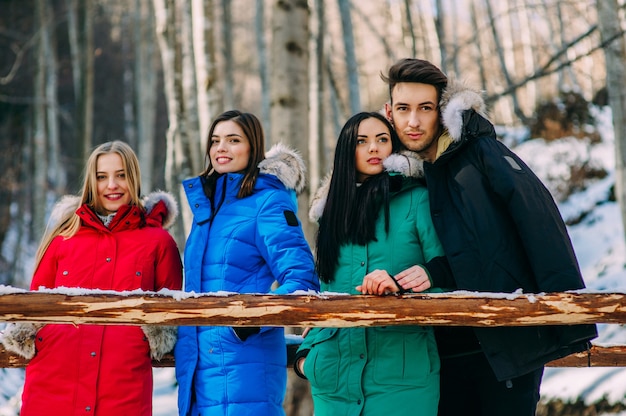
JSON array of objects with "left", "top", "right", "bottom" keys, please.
[
  {"left": 211, "top": 133, "right": 243, "bottom": 138},
  {"left": 394, "top": 100, "right": 436, "bottom": 107}
]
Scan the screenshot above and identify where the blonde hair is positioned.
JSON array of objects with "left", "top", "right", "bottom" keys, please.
[{"left": 34, "top": 141, "right": 143, "bottom": 267}]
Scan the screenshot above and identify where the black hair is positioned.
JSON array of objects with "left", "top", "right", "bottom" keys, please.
[{"left": 315, "top": 111, "right": 402, "bottom": 283}]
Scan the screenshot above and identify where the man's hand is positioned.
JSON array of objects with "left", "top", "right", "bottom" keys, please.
[{"left": 394, "top": 265, "right": 432, "bottom": 292}]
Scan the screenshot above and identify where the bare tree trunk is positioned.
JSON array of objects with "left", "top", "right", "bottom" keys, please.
[
  {"left": 270, "top": 0, "right": 311, "bottom": 237},
  {"left": 597, "top": 0, "right": 626, "bottom": 247},
  {"left": 434, "top": 0, "right": 447, "bottom": 73},
  {"left": 255, "top": 0, "right": 271, "bottom": 138},
  {"left": 515, "top": 0, "right": 536, "bottom": 114},
  {"left": 338, "top": 0, "right": 360, "bottom": 114},
  {"left": 134, "top": 0, "right": 158, "bottom": 191},
  {"left": 44, "top": 2, "right": 62, "bottom": 197},
  {"left": 484, "top": 0, "right": 526, "bottom": 124},
  {"left": 179, "top": 0, "right": 202, "bottom": 175},
  {"left": 153, "top": 0, "right": 188, "bottom": 245},
  {"left": 65, "top": 0, "right": 92, "bottom": 191},
  {"left": 33, "top": 0, "right": 51, "bottom": 238},
  {"left": 310, "top": 0, "right": 326, "bottom": 191},
  {"left": 402, "top": 0, "right": 416, "bottom": 57},
  {"left": 191, "top": 0, "right": 218, "bottom": 141},
  {"left": 79, "top": 0, "right": 94, "bottom": 158},
  {"left": 221, "top": 0, "right": 234, "bottom": 110}
]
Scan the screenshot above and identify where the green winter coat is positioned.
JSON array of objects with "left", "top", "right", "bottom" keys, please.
[{"left": 300, "top": 169, "right": 443, "bottom": 416}]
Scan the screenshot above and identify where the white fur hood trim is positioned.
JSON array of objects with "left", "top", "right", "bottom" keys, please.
[
  {"left": 383, "top": 151, "right": 424, "bottom": 178},
  {"left": 258, "top": 143, "right": 307, "bottom": 194},
  {"left": 440, "top": 78, "right": 487, "bottom": 142},
  {"left": 142, "top": 191, "right": 178, "bottom": 229}
]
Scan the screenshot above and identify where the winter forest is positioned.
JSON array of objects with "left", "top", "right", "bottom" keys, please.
[{"left": 2, "top": 0, "right": 626, "bottom": 415}]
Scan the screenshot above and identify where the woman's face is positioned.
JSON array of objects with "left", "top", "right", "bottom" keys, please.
[
  {"left": 355, "top": 117, "right": 393, "bottom": 182},
  {"left": 209, "top": 120, "right": 251, "bottom": 174},
  {"left": 96, "top": 153, "right": 131, "bottom": 214}
]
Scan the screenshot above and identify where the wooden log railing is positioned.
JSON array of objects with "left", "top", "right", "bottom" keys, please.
[{"left": 0, "top": 289, "right": 625, "bottom": 368}]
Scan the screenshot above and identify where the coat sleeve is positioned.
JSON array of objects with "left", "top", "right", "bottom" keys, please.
[
  {"left": 414, "top": 189, "right": 445, "bottom": 262},
  {"left": 153, "top": 230, "right": 183, "bottom": 291},
  {"left": 254, "top": 189, "right": 320, "bottom": 295},
  {"left": 477, "top": 133, "right": 586, "bottom": 292}
]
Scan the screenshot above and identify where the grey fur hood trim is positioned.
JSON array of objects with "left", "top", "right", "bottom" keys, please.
[
  {"left": 308, "top": 152, "right": 423, "bottom": 223},
  {"left": 440, "top": 78, "right": 487, "bottom": 142},
  {"left": 46, "top": 192, "right": 178, "bottom": 229},
  {"left": 258, "top": 143, "right": 307, "bottom": 194},
  {"left": 142, "top": 191, "right": 178, "bottom": 229},
  {"left": 141, "top": 325, "right": 178, "bottom": 360},
  {"left": 383, "top": 151, "right": 424, "bottom": 178},
  {"left": 309, "top": 173, "right": 331, "bottom": 223},
  {"left": 1, "top": 322, "right": 44, "bottom": 359}
]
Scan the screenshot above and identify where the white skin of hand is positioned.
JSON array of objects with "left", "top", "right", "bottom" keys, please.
[
  {"left": 394, "top": 265, "right": 432, "bottom": 292},
  {"left": 356, "top": 269, "right": 399, "bottom": 295}
]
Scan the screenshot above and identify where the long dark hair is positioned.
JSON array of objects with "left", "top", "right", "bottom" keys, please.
[
  {"left": 201, "top": 110, "right": 266, "bottom": 199},
  {"left": 315, "top": 112, "right": 402, "bottom": 283}
]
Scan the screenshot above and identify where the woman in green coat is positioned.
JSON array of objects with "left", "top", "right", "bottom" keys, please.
[{"left": 294, "top": 112, "right": 444, "bottom": 416}]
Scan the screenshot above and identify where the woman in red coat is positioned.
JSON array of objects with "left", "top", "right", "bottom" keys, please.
[{"left": 1, "top": 141, "right": 183, "bottom": 416}]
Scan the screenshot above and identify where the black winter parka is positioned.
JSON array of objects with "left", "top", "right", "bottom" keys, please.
[{"left": 423, "top": 81, "right": 597, "bottom": 381}]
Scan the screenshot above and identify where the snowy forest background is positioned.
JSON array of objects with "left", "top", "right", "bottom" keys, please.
[{"left": 2, "top": 0, "right": 626, "bottom": 415}]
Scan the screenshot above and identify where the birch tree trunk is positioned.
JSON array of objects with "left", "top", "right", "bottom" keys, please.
[
  {"left": 434, "top": 0, "right": 447, "bottom": 73},
  {"left": 270, "top": 0, "right": 311, "bottom": 237},
  {"left": 179, "top": 0, "right": 202, "bottom": 175},
  {"left": 338, "top": 0, "right": 360, "bottom": 114},
  {"left": 597, "top": 0, "right": 626, "bottom": 247},
  {"left": 153, "top": 0, "right": 188, "bottom": 245},
  {"left": 33, "top": 0, "right": 49, "bottom": 238},
  {"left": 310, "top": 0, "right": 326, "bottom": 191},
  {"left": 515, "top": 0, "right": 536, "bottom": 112},
  {"left": 191, "top": 0, "right": 218, "bottom": 140},
  {"left": 484, "top": 0, "right": 525, "bottom": 124},
  {"left": 221, "top": 0, "right": 234, "bottom": 110},
  {"left": 79, "top": 0, "right": 94, "bottom": 159},
  {"left": 255, "top": 0, "right": 271, "bottom": 136},
  {"left": 134, "top": 0, "right": 158, "bottom": 191}
]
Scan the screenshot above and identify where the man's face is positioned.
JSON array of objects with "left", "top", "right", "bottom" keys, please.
[{"left": 385, "top": 82, "right": 442, "bottom": 162}]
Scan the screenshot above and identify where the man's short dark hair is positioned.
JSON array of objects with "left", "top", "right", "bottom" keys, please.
[{"left": 381, "top": 58, "right": 448, "bottom": 103}]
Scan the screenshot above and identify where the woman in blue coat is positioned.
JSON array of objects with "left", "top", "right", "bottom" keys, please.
[{"left": 175, "top": 110, "right": 319, "bottom": 416}]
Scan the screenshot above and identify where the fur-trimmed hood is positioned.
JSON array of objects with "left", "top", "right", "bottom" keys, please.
[
  {"left": 308, "top": 151, "right": 423, "bottom": 223},
  {"left": 46, "top": 191, "right": 178, "bottom": 230},
  {"left": 258, "top": 143, "right": 307, "bottom": 195},
  {"left": 439, "top": 78, "right": 488, "bottom": 142}
]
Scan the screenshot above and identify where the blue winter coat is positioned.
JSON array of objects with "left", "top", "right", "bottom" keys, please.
[{"left": 175, "top": 146, "right": 319, "bottom": 416}]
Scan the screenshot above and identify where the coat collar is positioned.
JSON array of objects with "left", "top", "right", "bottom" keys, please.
[{"left": 48, "top": 191, "right": 178, "bottom": 231}]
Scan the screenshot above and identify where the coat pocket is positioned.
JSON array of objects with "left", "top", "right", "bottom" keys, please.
[
  {"left": 371, "top": 327, "right": 438, "bottom": 387},
  {"left": 303, "top": 328, "right": 339, "bottom": 393}
]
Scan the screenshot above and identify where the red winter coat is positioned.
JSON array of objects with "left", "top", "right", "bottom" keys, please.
[{"left": 21, "top": 193, "right": 183, "bottom": 416}]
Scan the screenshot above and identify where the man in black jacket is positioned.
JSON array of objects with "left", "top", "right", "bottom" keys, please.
[{"left": 381, "top": 58, "right": 597, "bottom": 416}]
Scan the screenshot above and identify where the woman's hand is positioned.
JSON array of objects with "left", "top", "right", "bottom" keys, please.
[
  {"left": 356, "top": 269, "right": 400, "bottom": 295},
  {"left": 394, "top": 265, "right": 432, "bottom": 292}
]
